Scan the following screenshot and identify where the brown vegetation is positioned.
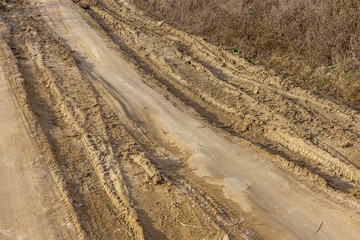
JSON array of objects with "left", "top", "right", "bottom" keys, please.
[{"left": 135, "top": 0, "right": 360, "bottom": 107}]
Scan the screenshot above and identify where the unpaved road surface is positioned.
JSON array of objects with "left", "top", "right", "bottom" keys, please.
[
  {"left": 0, "top": 50, "right": 77, "bottom": 239},
  {"left": 1, "top": 0, "right": 360, "bottom": 239}
]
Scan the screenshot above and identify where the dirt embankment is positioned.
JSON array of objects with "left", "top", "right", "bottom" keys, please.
[{"left": 132, "top": 0, "right": 360, "bottom": 108}]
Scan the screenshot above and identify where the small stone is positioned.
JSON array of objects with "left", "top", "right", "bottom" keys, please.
[{"left": 157, "top": 20, "right": 164, "bottom": 27}]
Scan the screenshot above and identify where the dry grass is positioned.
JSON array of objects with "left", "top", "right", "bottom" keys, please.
[{"left": 134, "top": 0, "right": 360, "bottom": 108}]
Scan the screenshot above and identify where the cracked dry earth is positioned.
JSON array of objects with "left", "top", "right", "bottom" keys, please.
[{"left": 1, "top": 0, "right": 360, "bottom": 239}]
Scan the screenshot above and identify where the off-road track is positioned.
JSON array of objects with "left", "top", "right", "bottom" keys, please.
[{"left": 1, "top": 0, "right": 360, "bottom": 239}]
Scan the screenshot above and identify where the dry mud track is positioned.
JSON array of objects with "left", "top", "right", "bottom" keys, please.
[
  {"left": 1, "top": 0, "right": 360, "bottom": 239},
  {"left": 0, "top": 1, "right": 250, "bottom": 240},
  {"left": 0, "top": 20, "right": 78, "bottom": 240}
]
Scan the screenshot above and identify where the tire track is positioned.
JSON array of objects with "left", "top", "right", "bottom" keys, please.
[
  {"left": 1, "top": 1, "right": 253, "bottom": 239},
  {"left": 79, "top": 0, "right": 360, "bottom": 193}
]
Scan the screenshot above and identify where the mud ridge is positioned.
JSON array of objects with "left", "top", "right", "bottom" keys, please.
[
  {"left": 0, "top": 18, "right": 86, "bottom": 239},
  {"left": 23, "top": 18, "right": 147, "bottom": 239}
]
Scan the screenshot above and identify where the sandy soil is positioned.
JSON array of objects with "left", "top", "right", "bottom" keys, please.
[
  {"left": 1, "top": 0, "right": 360, "bottom": 239},
  {"left": 0, "top": 48, "right": 77, "bottom": 239}
]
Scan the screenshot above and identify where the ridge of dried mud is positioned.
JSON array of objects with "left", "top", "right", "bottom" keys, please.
[{"left": 1, "top": 0, "right": 360, "bottom": 239}]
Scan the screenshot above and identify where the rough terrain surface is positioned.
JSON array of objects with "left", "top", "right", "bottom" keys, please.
[{"left": 1, "top": 0, "right": 360, "bottom": 239}]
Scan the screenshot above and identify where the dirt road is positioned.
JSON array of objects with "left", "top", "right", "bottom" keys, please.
[
  {"left": 1, "top": 0, "right": 360, "bottom": 239},
  {"left": 0, "top": 55, "right": 77, "bottom": 239}
]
